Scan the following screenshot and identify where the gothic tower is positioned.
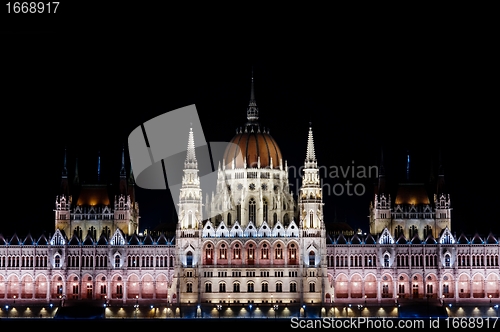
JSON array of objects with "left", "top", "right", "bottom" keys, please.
[
  {"left": 297, "top": 124, "right": 327, "bottom": 305},
  {"left": 175, "top": 126, "right": 203, "bottom": 305},
  {"left": 54, "top": 147, "right": 140, "bottom": 239}
]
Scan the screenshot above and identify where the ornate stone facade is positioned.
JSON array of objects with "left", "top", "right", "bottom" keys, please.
[{"left": 0, "top": 75, "right": 498, "bottom": 319}]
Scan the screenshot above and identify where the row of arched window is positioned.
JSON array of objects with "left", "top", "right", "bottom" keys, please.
[
  {"left": 185, "top": 281, "right": 316, "bottom": 293},
  {"left": 203, "top": 242, "right": 299, "bottom": 264},
  {"left": 457, "top": 254, "right": 499, "bottom": 267},
  {"left": 327, "top": 255, "right": 378, "bottom": 268},
  {"left": 0, "top": 256, "right": 48, "bottom": 268}
]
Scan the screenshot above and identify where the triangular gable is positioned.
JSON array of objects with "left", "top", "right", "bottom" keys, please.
[
  {"left": 110, "top": 228, "right": 126, "bottom": 246},
  {"left": 24, "top": 234, "right": 34, "bottom": 245},
  {"left": 9, "top": 234, "right": 20, "bottom": 245},
  {"left": 439, "top": 227, "right": 456, "bottom": 244},
  {"left": 50, "top": 229, "right": 66, "bottom": 246},
  {"left": 37, "top": 234, "right": 48, "bottom": 245},
  {"left": 156, "top": 233, "right": 171, "bottom": 245},
  {"left": 97, "top": 233, "right": 108, "bottom": 245},
  {"left": 485, "top": 232, "right": 498, "bottom": 244},
  {"left": 378, "top": 228, "right": 394, "bottom": 244},
  {"left": 68, "top": 234, "right": 81, "bottom": 245}
]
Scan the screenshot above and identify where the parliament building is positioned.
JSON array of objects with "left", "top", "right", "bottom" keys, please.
[{"left": 0, "top": 75, "right": 498, "bottom": 319}]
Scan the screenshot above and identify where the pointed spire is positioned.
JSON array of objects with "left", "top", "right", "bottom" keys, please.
[
  {"left": 120, "top": 145, "right": 126, "bottom": 178},
  {"left": 406, "top": 149, "right": 410, "bottom": 181},
  {"left": 377, "top": 146, "right": 386, "bottom": 195},
  {"left": 128, "top": 164, "right": 135, "bottom": 185},
  {"left": 62, "top": 147, "right": 68, "bottom": 178},
  {"left": 184, "top": 126, "right": 198, "bottom": 169},
  {"left": 97, "top": 151, "right": 101, "bottom": 183},
  {"left": 60, "top": 147, "right": 69, "bottom": 197},
  {"left": 305, "top": 122, "right": 316, "bottom": 162},
  {"left": 73, "top": 157, "right": 80, "bottom": 185},
  {"left": 246, "top": 67, "right": 259, "bottom": 123},
  {"left": 437, "top": 149, "right": 446, "bottom": 195},
  {"left": 119, "top": 145, "right": 128, "bottom": 195}
]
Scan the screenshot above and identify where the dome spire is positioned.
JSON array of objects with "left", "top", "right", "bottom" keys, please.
[{"left": 246, "top": 67, "right": 259, "bottom": 123}]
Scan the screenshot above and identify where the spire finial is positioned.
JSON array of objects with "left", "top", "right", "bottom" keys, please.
[
  {"left": 120, "top": 144, "right": 126, "bottom": 177},
  {"left": 184, "top": 126, "right": 198, "bottom": 169},
  {"left": 97, "top": 150, "right": 101, "bottom": 183},
  {"left": 406, "top": 149, "right": 410, "bottom": 181},
  {"left": 305, "top": 124, "right": 316, "bottom": 164},
  {"left": 62, "top": 146, "right": 68, "bottom": 177},
  {"left": 246, "top": 67, "right": 259, "bottom": 123}
]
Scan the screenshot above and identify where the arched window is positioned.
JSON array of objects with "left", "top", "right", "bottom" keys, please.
[
  {"left": 394, "top": 225, "right": 403, "bottom": 238},
  {"left": 233, "top": 243, "right": 241, "bottom": 259},
  {"left": 188, "top": 211, "right": 193, "bottom": 228},
  {"left": 261, "top": 243, "right": 269, "bottom": 259},
  {"left": 248, "top": 198, "right": 256, "bottom": 223},
  {"left": 308, "top": 250, "right": 315, "bottom": 266},
  {"left": 219, "top": 244, "right": 227, "bottom": 259},
  {"left": 444, "top": 254, "right": 451, "bottom": 267},
  {"left": 227, "top": 213, "right": 232, "bottom": 226},
  {"left": 424, "top": 225, "right": 432, "bottom": 238},
  {"left": 283, "top": 213, "right": 290, "bottom": 226},
  {"left": 384, "top": 254, "right": 390, "bottom": 267},
  {"left": 309, "top": 211, "right": 314, "bottom": 228},
  {"left": 409, "top": 225, "right": 417, "bottom": 238},
  {"left": 275, "top": 244, "right": 283, "bottom": 259},
  {"left": 247, "top": 244, "right": 255, "bottom": 263},
  {"left": 236, "top": 203, "right": 241, "bottom": 222},
  {"left": 263, "top": 199, "right": 268, "bottom": 224},
  {"left": 186, "top": 251, "right": 193, "bottom": 267},
  {"left": 205, "top": 244, "right": 213, "bottom": 263},
  {"left": 288, "top": 243, "right": 297, "bottom": 262}
]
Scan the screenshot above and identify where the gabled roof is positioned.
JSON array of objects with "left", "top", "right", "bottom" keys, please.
[
  {"left": 456, "top": 233, "right": 469, "bottom": 244},
  {"left": 68, "top": 234, "right": 81, "bottom": 245},
  {"left": 37, "top": 234, "right": 48, "bottom": 245},
  {"left": 485, "top": 233, "right": 498, "bottom": 244},
  {"left": 97, "top": 233, "right": 108, "bottom": 245},
  {"left": 156, "top": 233, "right": 169, "bottom": 245},
  {"left": 23, "top": 233, "right": 35, "bottom": 245},
  {"left": 128, "top": 233, "right": 140, "bottom": 245},
  {"left": 9, "top": 234, "right": 20, "bottom": 245},
  {"left": 143, "top": 234, "right": 154, "bottom": 245},
  {"left": 83, "top": 235, "right": 95, "bottom": 245}
]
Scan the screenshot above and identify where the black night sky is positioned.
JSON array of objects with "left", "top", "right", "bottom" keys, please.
[{"left": 2, "top": 9, "right": 499, "bottom": 239}]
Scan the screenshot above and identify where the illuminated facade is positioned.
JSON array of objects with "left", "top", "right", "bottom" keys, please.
[{"left": 0, "top": 75, "right": 498, "bottom": 318}]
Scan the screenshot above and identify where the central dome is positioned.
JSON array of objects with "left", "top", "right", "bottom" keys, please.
[
  {"left": 223, "top": 126, "right": 282, "bottom": 169},
  {"left": 222, "top": 70, "right": 282, "bottom": 169}
]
